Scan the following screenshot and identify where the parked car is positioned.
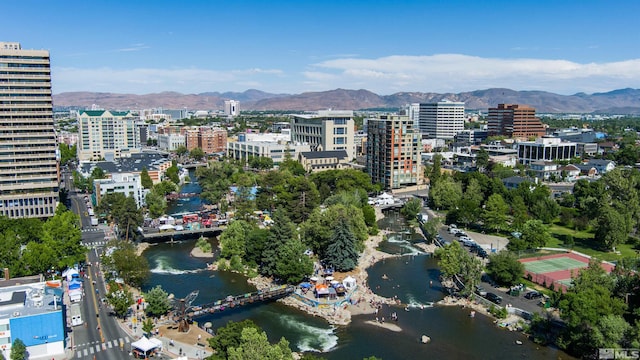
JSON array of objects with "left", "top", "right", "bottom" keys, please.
[
  {"left": 454, "top": 230, "right": 467, "bottom": 237},
  {"left": 524, "top": 291, "right": 543, "bottom": 300},
  {"left": 459, "top": 236, "right": 475, "bottom": 246},
  {"left": 485, "top": 292, "right": 502, "bottom": 304},
  {"left": 475, "top": 285, "right": 487, "bottom": 297},
  {"left": 448, "top": 224, "right": 458, "bottom": 234}
]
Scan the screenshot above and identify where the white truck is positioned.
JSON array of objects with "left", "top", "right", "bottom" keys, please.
[
  {"left": 90, "top": 217, "right": 98, "bottom": 226},
  {"left": 88, "top": 208, "right": 94, "bottom": 216}
]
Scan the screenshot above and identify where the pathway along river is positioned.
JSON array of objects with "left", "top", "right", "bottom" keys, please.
[{"left": 142, "top": 175, "right": 573, "bottom": 359}]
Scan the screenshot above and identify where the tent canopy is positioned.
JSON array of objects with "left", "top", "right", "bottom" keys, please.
[
  {"left": 159, "top": 224, "right": 175, "bottom": 230},
  {"left": 343, "top": 276, "right": 356, "bottom": 289},
  {"left": 62, "top": 268, "right": 79, "bottom": 282},
  {"left": 131, "top": 336, "right": 159, "bottom": 353},
  {"left": 378, "top": 192, "right": 393, "bottom": 199}
]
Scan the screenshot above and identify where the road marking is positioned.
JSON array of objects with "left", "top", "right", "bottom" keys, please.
[{"left": 95, "top": 344, "right": 100, "bottom": 353}]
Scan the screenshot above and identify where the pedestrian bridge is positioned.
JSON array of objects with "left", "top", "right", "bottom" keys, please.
[
  {"left": 186, "top": 285, "right": 295, "bottom": 317},
  {"left": 140, "top": 227, "right": 224, "bottom": 241}
]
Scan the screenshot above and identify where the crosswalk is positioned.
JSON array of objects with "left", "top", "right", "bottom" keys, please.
[
  {"left": 82, "top": 228, "right": 103, "bottom": 233},
  {"left": 75, "top": 337, "right": 130, "bottom": 359},
  {"left": 83, "top": 241, "right": 109, "bottom": 247}
]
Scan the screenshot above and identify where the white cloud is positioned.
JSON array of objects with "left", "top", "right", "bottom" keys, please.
[
  {"left": 51, "top": 54, "right": 640, "bottom": 95},
  {"left": 308, "top": 54, "right": 640, "bottom": 94}
]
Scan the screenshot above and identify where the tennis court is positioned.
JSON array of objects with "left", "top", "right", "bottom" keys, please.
[
  {"left": 522, "top": 256, "right": 587, "bottom": 274},
  {"left": 519, "top": 252, "right": 614, "bottom": 292}
]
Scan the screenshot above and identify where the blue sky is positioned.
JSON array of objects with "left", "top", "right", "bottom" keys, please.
[{"left": 4, "top": 0, "right": 640, "bottom": 95}]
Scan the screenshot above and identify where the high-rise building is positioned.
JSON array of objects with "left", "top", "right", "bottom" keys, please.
[
  {"left": 224, "top": 100, "right": 239, "bottom": 116},
  {"left": 77, "top": 110, "right": 141, "bottom": 161},
  {"left": 419, "top": 100, "right": 465, "bottom": 139},
  {"left": 291, "top": 110, "right": 356, "bottom": 160},
  {"left": 366, "top": 115, "right": 421, "bottom": 189},
  {"left": 488, "top": 104, "right": 546, "bottom": 139},
  {"left": 0, "top": 42, "right": 59, "bottom": 218}
]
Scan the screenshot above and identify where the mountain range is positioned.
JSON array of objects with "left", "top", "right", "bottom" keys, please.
[{"left": 52, "top": 88, "right": 640, "bottom": 114}]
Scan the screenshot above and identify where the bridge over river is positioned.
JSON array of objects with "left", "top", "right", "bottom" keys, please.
[
  {"left": 140, "top": 227, "right": 224, "bottom": 241},
  {"left": 186, "top": 285, "right": 295, "bottom": 318}
]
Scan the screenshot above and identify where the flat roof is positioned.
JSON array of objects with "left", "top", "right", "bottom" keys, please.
[{"left": 0, "top": 282, "right": 63, "bottom": 319}]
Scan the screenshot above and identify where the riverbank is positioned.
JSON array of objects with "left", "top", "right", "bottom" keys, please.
[
  {"left": 248, "top": 207, "right": 407, "bottom": 326},
  {"left": 438, "top": 295, "right": 525, "bottom": 331}
]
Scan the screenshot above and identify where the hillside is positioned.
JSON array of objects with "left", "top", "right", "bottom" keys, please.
[{"left": 52, "top": 88, "right": 640, "bottom": 114}]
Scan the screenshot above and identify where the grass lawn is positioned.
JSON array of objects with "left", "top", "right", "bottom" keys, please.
[{"left": 547, "top": 224, "right": 637, "bottom": 262}]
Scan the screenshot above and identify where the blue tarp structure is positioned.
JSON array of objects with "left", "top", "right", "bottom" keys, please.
[
  {"left": 299, "top": 282, "right": 312, "bottom": 289},
  {"left": 68, "top": 279, "right": 82, "bottom": 290}
]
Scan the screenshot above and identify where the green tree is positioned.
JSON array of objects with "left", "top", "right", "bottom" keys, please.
[
  {"left": 153, "top": 180, "right": 178, "bottom": 196},
  {"left": 248, "top": 156, "right": 274, "bottom": 170},
  {"left": 175, "top": 145, "right": 188, "bottom": 157},
  {"left": 96, "top": 193, "right": 143, "bottom": 240},
  {"left": 227, "top": 327, "right": 294, "bottom": 360},
  {"left": 426, "top": 154, "right": 442, "bottom": 187},
  {"left": 59, "top": 143, "right": 77, "bottom": 166},
  {"left": 510, "top": 195, "right": 529, "bottom": 231},
  {"left": 434, "top": 241, "right": 466, "bottom": 279},
  {"left": 100, "top": 240, "right": 150, "bottom": 287},
  {"left": 594, "top": 205, "right": 629, "bottom": 251},
  {"left": 190, "top": 147, "right": 205, "bottom": 161},
  {"left": 219, "top": 220, "right": 252, "bottom": 259},
  {"left": 483, "top": 193, "right": 509, "bottom": 233},
  {"left": 10, "top": 338, "right": 27, "bottom": 360},
  {"left": 165, "top": 161, "right": 180, "bottom": 184},
  {"left": 21, "top": 206, "right": 84, "bottom": 275},
  {"left": 400, "top": 198, "right": 422, "bottom": 221},
  {"left": 144, "top": 285, "right": 171, "bottom": 318},
  {"left": 106, "top": 284, "right": 134, "bottom": 318},
  {"left": 558, "top": 260, "right": 627, "bottom": 357},
  {"left": 486, "top": 251, "right": 525, "bottom": 286},
  {"left": 142, "top": 318, "right": 154, "bottom": 336},
  {"left": 261, "top": 211, "right": 296, "bottom": 278},
  {"left": 244, "top": 227, "right": 268, "bottom": 267},
  {"left": 475, "top": 148, "right": 489, "bottom": 172},
  {"left": 140, "top": 167, "right": 153, "bottom": 189},
  {"left": 300, "top": 204, "right": 367, "bottom": 259},
  {"left": 457, "top": 178, "right": 483, "bottom": 226},
  {"left": 145, "top": 191, "right": 167, "bottom": 219},
  {"left": 208, "top": 320, "right": 260, "bottom": 360},
  {"left": 429, "top": 176, "right": 462, "bottom": 210},
  {"left": 521, "top": 220, "right": 552, "bottom": 249},
  {"left": 325, "top": 219, "right": 359, "bottom": 272},
  {"left": 274, "top": 236, "right": 313, "bottom": 284}
]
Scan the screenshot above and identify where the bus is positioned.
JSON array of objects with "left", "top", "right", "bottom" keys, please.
[{"left": 70, "top": 303, "right": 83, "bottom": 326}]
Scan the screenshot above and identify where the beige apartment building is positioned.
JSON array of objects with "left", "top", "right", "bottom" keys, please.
[
  {"left": 0, "top": 42, "right": 59, "bottom": 218},
  {"left": 291, "top": 110, "right": 356, "bottom": 160},
  {"left": 77, "top": 110, "right": 141, "bottom": 161}
]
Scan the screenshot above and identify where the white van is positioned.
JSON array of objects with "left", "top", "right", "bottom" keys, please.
[{"left": 448, "top": 224, "right": 458, "bottom": 234}]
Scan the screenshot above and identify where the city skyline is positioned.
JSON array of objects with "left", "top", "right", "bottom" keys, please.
[{"left": 4, "top": 0, "right": 640, "bottom": 95}]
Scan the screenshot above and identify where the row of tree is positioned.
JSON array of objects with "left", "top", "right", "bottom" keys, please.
[{"left": 0, "top": 205, "right": 85, "bottom": 278}]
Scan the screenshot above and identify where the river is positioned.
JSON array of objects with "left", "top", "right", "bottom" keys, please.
[{"left": 142, "top": 171, "right": 573, "bottom": 359}]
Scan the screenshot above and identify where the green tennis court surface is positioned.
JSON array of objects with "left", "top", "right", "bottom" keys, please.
[{"left": 523, "top": 257, "right": 587, "bottom": 274}]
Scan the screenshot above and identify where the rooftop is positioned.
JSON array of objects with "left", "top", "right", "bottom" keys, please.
[
  {"left": 0, "top": 282, "right": 63, "bottom": 319},
  {"left": 80, "top": 152, "right": 171, "bottom": 175}
]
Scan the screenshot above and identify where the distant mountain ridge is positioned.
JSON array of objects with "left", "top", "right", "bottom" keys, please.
[{"left": 52, "top": 88, "right": 640, "bottom": 114}]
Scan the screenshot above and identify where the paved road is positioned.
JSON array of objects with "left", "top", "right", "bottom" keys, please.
[{"left": 64, "top": 171, "right": 134, "bottom": 359}]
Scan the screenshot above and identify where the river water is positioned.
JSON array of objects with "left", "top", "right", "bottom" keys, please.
[{"left": 142, "top": 173, "right": 573, "bottom": 359}]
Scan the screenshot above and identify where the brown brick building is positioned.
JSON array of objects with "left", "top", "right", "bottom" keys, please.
[{"left": 488, "top": 104, "right": 546, "bottom": 139}]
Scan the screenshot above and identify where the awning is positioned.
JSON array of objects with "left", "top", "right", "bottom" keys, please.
[{"left": 131, "top": 336, "right": 159, "bottom": 353}]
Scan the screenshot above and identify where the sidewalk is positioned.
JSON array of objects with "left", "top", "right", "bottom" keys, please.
[{"left": 117, "top": 312, "right": 213, "bottom": 360}]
